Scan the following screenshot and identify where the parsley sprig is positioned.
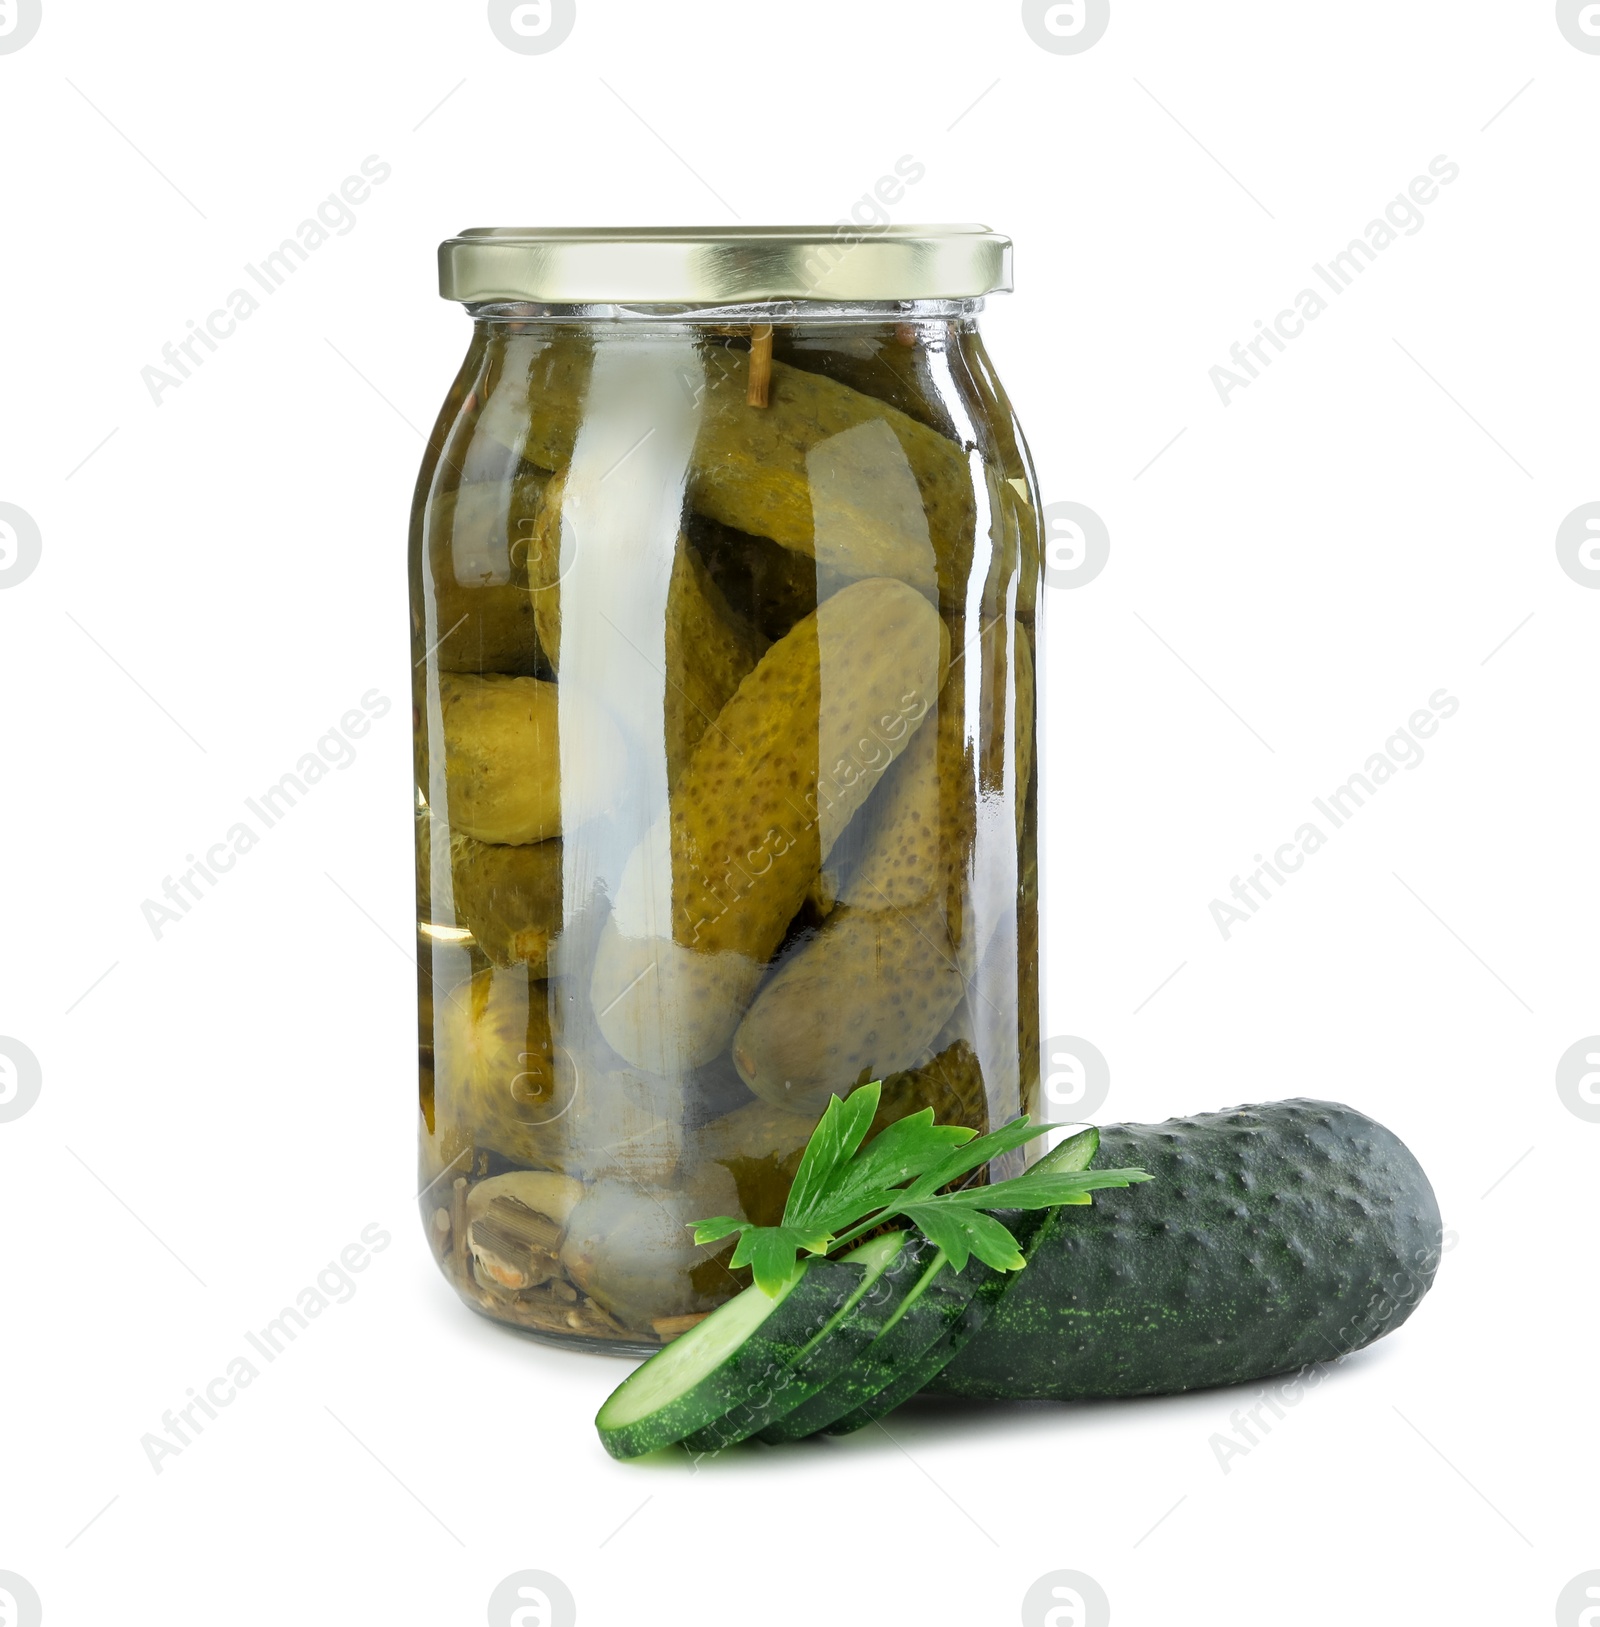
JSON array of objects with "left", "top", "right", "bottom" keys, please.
[{"left": 691, "top": 1080, "right": 1153, "bottom": 1295}]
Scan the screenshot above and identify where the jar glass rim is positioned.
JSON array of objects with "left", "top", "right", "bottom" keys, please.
[{"left": 462, "top": 298, "right": 984, "bottom": 325}]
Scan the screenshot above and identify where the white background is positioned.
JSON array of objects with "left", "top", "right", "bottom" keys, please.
[{"left": 1, "top": 3, "right": 1595, "bottom": 1624}]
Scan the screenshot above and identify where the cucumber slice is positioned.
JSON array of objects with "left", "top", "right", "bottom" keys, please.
[
  {"left": 681, "top": 1231, "right": 912, "bottom": 1453},
  {"left": 756, "top": 1242, "right": 971, "bottom": 1442},
  {"left": 597, "top": 1127, "right": 1114, "bottom": 1458},
  {"left": 1035, "top": 1124, "right": 1100, "bottom": 1174},
  {"left": 596, "top": 1256, "right": 863, "bottom": 1460},
  {"left": 825, "top": 1128, "right": 1102, "bottom": 1437},
  {"left": 825, "top": 1260, "right": 1005, "bottom": 1434}
]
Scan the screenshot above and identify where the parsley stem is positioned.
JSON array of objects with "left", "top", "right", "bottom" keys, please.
[{"left": 826, "top": 1205, "right": 900, "bottom": 1254}]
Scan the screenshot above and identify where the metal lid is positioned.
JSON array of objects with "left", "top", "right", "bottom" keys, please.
[{"left": 437, "top": 225, "right": 1012, "bottom": 304}]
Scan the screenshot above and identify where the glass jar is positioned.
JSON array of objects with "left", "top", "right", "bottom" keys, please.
[{"left": 412, "top": 227, "right": 1042, "bottom": 1353}]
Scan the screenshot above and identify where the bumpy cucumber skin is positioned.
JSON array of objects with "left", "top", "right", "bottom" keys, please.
[
  {"left": 597, "top": 1258, "right": 863, "bottom": 1460},
  {"left": 930, "top": 1100, "right": 1442, "bottom": 1402}
]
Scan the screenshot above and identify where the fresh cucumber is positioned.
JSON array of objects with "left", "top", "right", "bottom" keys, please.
[
  {"left": 681, "top": 1230, "right": 913, "bottom": 1453},
  {"left": 930, "top": 1099, "right": 1442, "bottom": 1402},
  {"left": 824, "top": 1125, "right": 1104, "bottom": 1436},
  {"left": 596, "top": 1254, "right": 865, "bottom": 1460},
  {"left": 754, "top": 1237, "right": 956, "bottom": 1442},
  {"left": 812, "top": 1253, "right": 996, "bottom": 1437}
]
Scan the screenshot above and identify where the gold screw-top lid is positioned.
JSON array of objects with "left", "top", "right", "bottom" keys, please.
[{"left": 437, "top": 225, "right": 1013, "bottom": 304}]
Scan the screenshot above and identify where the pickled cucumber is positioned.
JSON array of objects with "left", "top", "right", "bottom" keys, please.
[
  {"left": 683, "top": 1096, "right": 818, "bottom": 1227},
  {"left": 529, "top": 473, "right": 767, "bottom": 787},
  {"left": 432, "top": 966, "right": 570, "bottom": 1170},
  {"left": 661, "top": 541, "right": 767, "bottom": 788},
  {"left": 692, "top": 517, "right": 821, "bottom": 643},
  {"left": 874, "top": 1040, "right": 989, "bottom": 1136},
  {"left": 774, "top": 325, "right": 960, "bottom": 436},
  {"left": 449, "top": 832, "right": 562, "bottom": 973},
  {"left": 422, "top": 474, "right": 552, "bottom": 676},
  {"left": 525, "top": 468, "right": 566, "bottom": 665},
  {"left": 493, "top": 338, "right": 976, "bottom": 604},
  {"left": 691, "top": 353, "right": 973, "bottom": 603},
  {"left": 434, "top": 977, "right": 700, "bottom": 1184},
  {"left": 590, "top": 577, "right": 950, "bottom": 1073},
  {"left": 730, "top": 658, "right": 972, "bottom": 1110},
  {"left": 439, "top": 671, "right": 625, "bottom": 844},
  {"left": 732, "top": 618, "right": 1033, "bottom": 1112}
]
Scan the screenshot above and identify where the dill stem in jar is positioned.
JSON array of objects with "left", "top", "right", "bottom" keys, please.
[{"left": 747, "top": 323, "right": 774, "bottom": 406}]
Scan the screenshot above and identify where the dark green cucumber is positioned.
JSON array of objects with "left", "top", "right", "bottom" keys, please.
[
  {"left": 930, "top": 1099, "right": 1442, "bottom": 1402},
  {"left": 682, "top": 1231, "right": 911, "bottom": 1453},
  {"left": 825, "top": 1126, "right": 1104, "bottom": 1436},
  {"left": 755, "top": 1237, "right": 956, "bottom": 1442},
  {"left": 596, "top": 1255, "right": 865, "bottom": 1460},
  {"left": 823, "top": 1258, "right": 1003, "bottom": 1435}
]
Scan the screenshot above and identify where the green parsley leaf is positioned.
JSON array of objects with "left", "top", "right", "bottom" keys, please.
[
  {"left": 897, "top": 1205, "right": 1027, "bottom": 1274},
  {"left": 686, "top": 1079, "right": 1154, "bottom": 1289},
  {"left": 919, "top": 1165, "right": 1155, "bottom": 1213},
  {"left": 689, "top": 1215, "right": 749, "bottom": 1246},
  {"left": 894, "top": 1115, "right": 1067, "bottom": 1206},
  {"left": 781, "top": 1082, "right": 883, "bottom": 1228},
  {"left": 809, "top": 1109, "right": 976, "bottom": 1233},
  {"left": 728, "top": 1224, "right": 834, "bottom": 1296}
]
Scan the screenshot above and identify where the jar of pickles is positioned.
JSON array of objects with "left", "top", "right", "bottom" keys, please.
[{"left": 413, "top": 226, "right": 1042, "bottom": 1352}]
